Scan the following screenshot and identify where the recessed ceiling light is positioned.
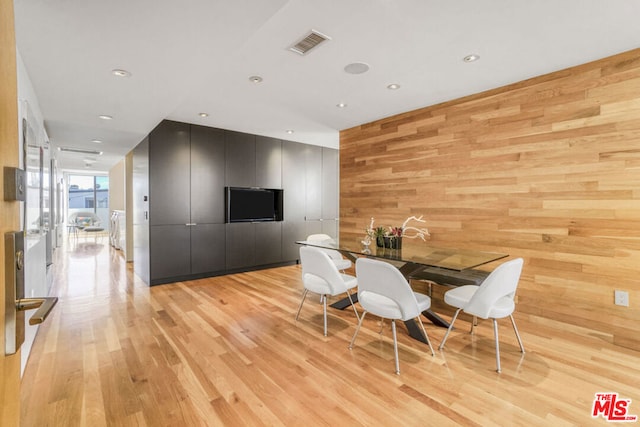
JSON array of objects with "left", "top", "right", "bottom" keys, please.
[
  {"left": 286, "top": 130, "right": 294, "bottom": 134},
  {"left": 112, "top": 69, "right": 131, "bottom": 77},
  {"left": 199, "top": 112, "right": 209, "bottom": 118},
  {"left": 98, "top": 115, "right": 113, "bottom": 120},
  {"left": 387, "top": 83, "right": 400, "bottom": 90},
  {"left": 249, "top": 75, "right": 263, "bottom": 83},
  {"left": 91, "top": 139, "right": 102, "bottom": 144},
  {"left": 463, "top": 54, "right": 480, "bottom": 63},
  {"left": 344, "top": 62, "right": 370, "bottom": 75},
  {"left": 336, "top": 103, "right": 347, "bottom": 108}
]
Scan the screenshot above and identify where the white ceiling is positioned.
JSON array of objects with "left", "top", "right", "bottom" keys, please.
[{"left": 14, "top": 0, "right": 640, "bottom": 172}]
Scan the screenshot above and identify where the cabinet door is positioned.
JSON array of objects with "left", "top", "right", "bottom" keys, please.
[
  {"left": 255, "top": 222, "right": 282, "bottom": 265},
  {"left": 191, "top": 223, "right": 226, "bottom": 274},
  {"left": 322, "top": 148, "right": 339, "bottom": 221},
  {"left": 225, "top": 131, "right": 256, "bottom": 187},
  {"left": 150, "top": 225, "right": 191, "bottom": 282},
  {"left": 282, "top": 141, "right": 306, "bottom": 222},
  {"left": 191, "top": 125, "right": 225, "bottom": 224},
  {"left": 225, "top": 223, "right": 256, "bottom": 270},
  {"left": 305, "top": 144, "right": 322, "bottom": 221},
  {"left": 149, "top": 121, "right": 191, "bottom": 225},
  {"left": 282, "top": 221, "right": 307, "bottom": 262},
  {"left": 321, "top": 148, "right": 339, "bottom": 239},
  {"left": 256, "top": 136, "right": 282, "bottom": 189}
]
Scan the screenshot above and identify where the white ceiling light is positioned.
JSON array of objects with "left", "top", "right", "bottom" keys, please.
[
  {"left": 111, "top": 69, "right": 131, "bottom": 77},
  {"left": 463, "top": 54, "right": 480, "bottom": 62},
  {"left": 199, "top": 112, "right": 209, "bottom": 117},
  {"left": 98, "top": 114, "right": 113, "bottom": 120},
  {"left": 286, "top": 130, "right": 294, "bottom": 134},
  {"left": 344, "top": 62, "right": 370, "bottom": 75},
  {"left": 249, "top": 76, "right": 263, "bottom": 83},
  {"left": 336, "top": 103, "right": 347, "bottom": 108},
  {"left": 91, "top": 139, "right": 102, "bottom": 144},
  {"left": 387, "top": 83, "right": 401, "bottom": 90},
  {"left": 58, "top": 146, "right": 103, "bottom": 155}
]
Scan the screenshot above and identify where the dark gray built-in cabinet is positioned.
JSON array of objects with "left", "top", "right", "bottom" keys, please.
[{"left": 133, "top": 120, "right": 338, "bottom": 285}]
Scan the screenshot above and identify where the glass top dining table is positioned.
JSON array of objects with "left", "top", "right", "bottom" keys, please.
[
  {"left": 296, "top": 238, "right": 508, "bottom": 339},
  {"left": 296, "top": 238, "right": 507, "bottom": 273}
]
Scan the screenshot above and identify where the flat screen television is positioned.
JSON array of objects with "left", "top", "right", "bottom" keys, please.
[{"left": 225, "top": 187, "right": 284, "bottom": 223}]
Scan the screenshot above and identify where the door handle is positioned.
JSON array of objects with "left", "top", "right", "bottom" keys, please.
[
  {"left": 16, "top": 297, "right": 58, "bottom": 325},
  {"left": 5, "top": 231, "right": 58, "bottom": 355}
]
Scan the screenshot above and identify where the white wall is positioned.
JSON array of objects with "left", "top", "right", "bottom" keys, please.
[{"left": 109, "top": 159, "right": 125, "bottom": 210}]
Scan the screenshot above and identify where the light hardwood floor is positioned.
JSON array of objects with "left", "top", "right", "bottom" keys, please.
[{"left": 20, "top": 239, "right": 640, "bottom": 426}]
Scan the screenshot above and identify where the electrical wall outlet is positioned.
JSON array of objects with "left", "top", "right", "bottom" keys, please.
[{"left": 614, "top": 290, "right": 629, "bottom": 307}]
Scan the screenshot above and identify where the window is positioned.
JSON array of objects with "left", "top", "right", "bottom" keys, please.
[{"left": 66, "top": 174, "right": 109, "bottom": 226}]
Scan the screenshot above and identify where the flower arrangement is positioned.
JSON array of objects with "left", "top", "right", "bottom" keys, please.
[{"left": 366, "top": 216, "right": 430, "bottom": 248}]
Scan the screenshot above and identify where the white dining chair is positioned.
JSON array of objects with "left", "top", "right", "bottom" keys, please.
[
  {"left": 296, "top": 246, "right": 359, "bottom": 336},
  {"left": 306, "top": 233, "right": 352, "bottom": 271},
  {"left": 349, "top": 257, "right": 435, "bottom": 374},
  {"left": 438, "top": 257, "right": 525, "bottom": 373}
]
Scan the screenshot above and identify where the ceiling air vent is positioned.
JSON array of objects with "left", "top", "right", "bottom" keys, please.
[
  {"left": 58, "top": 147, "right": 103, "bottom": 155},
  {"left": 289, "top": 30, "right": 331, "bottom": 55}
]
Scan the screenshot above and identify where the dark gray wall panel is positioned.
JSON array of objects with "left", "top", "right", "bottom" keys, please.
[
  {"left": 305, "top": 145, "right": 322, "bottom": 220},
  {"left": 191, "top": 125, "right": 225, "bottom": 224},
  {"left": 282, "top": 141, "right": 306, "bottom": 222},
  {"left": 149, "top": 121, "right": 191, "bottom": 225},
  {"left": 150, "top": 225, "right": 191, "bottom": 280},
  {"left": 255, "top": 222, "right": 282, "bottom": 265},
  {"left": 225, "top": 131, "right": 256, "bottom": 187},
  {"left": 321, "top": 219, "right": 338, "bottom": 239},
  {"left": 321, "top": 148, "right": 339, "bottom": 220},
  {"left": 282, "top": 221, "right": 307, "bottom": 262},
  {"left": 225, "top": 223, "right": 256, "bottom": 269},
  {"left": 191, "top": 223, "right": 226, "bottom": 274},
  {"left": 256, "top": 136, "right": 282, "bottom": 189}
]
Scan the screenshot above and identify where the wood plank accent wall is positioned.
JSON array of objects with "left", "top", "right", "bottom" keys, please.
[{"left": 340, "top": 48, "right": 640, "bottom": 351}]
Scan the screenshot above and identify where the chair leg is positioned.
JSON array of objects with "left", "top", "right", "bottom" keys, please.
[
  {"left": 493, "top": 318, "right": 501, "bottom": 373},
  {"left": 346, "top": 289, "right": 360, "bottom": 321},
  {"left": 349, "top": 311, "right": 367, "bottom": 349},
  {"left": 438, "top": 308, "right": 462, "bottom": 350},
  {"left": 323, "top": 294, "right": 328, "bottom": 336},
  {"left": 295, "top": 289, "right": 308, "bottom": 321},
  {"left": 509, "top": 314, "right": 525, "bottom": 353},
  {"left": 470, "top": 315, "right": 477, "bottom": 334},
  {"left": 416, "top": 316, "right": 435, "bottom": 356},
  {"left": 391, "top": 319, "right": 400, "bottom": 375},
  {"left": 378, "top": 318, "right": 385, "bottom": 334}
]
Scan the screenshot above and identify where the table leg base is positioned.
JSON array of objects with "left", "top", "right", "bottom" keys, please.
[{"left": 330, "top": 293, "right": 359, "bottom": 310}]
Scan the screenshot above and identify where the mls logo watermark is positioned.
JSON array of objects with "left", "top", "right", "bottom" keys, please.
[{"left": 592, "top": 392, "right": 638, "bottom": 422}]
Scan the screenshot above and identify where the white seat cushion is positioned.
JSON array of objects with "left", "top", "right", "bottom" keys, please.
[
  {"left": 359, "top": 291, "right": 402, "bottom": 319},
  {"left": 413, "top": 292, "right": 432, "bottom": 313},
  {"left": 303, "top": 273, "right": 357, "bottom": 295},
  {"left": 333, "top": 258, "right": 352, "bottom": 271},
  {"left": 443, "top": 285, "right": 478, "bottom": 309},
  {"left": 444, "top": 285, "right": 515, "bottom": 319}
]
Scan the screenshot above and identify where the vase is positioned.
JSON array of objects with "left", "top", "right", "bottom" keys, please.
[
  {"left": 390, "top": 236, "right": 402, "bottom": 250},
  {"left": 383, "top": 236, "right": 402, "bottom": 249},
  {"left": 376, "top": 236, "right": 385, "bottom": 248}
]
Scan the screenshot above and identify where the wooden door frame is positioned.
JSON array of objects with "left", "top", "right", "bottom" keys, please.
[{"left": 1, "top": 0, "right": 23, "bottom": 424}]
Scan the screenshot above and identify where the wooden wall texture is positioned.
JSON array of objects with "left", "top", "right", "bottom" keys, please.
[{"left": 340, "top": 48, "right": 640, "bottom": 351}]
